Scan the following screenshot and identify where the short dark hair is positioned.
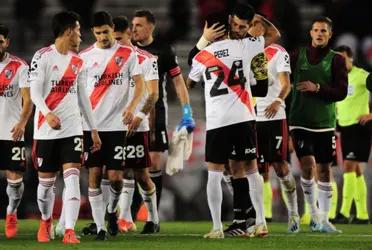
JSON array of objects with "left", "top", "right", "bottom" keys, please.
[
  {"left": 113, "top": 16, "right": 129, "bottom": 32},
  {"left": 334, "top": 45, "right": 353, "bottom": 58},
  {"left": 0, "top": 24, "right": 9, "bottom": 38},
  {"left": 52, "top": 11, "right": 80, "bottom": 39},
  {"left": 231, "top": 3, "right": 255, "bottom": 22},
  {"left": 92, "top": 11, "right": 113, "bottom": 28},
  {"left": 205, "top": 12, "right": 229, "bottom": 30},
  {"left": 312, "top": 16, "right": 333, "bottom": 31},
  {"left": 134, "top": 10, "right": 156, "bottom": 25}
]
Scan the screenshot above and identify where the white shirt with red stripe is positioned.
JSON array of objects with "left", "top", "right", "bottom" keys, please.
[
  {"left": 29, "top": 45, "right": 84, "bottom": 140},
  {"left": 128, "top": 47, "right": 159, "bottom": 132},
  {"left": 255, "top": 44, "right": 291, "bottom": 122},
  {"left": 0, "top": 53, "right": 29, "bottom": 141},
  {"left": 79, "top": 42, "right": 141, "bottom": 131},
  {"left": 189, "top": 36, "right": 264, "bottom": 130}
]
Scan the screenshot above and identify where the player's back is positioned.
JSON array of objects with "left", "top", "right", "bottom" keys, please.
[{"left": 191, "top": 37, "right": 264, "bottom": 130}]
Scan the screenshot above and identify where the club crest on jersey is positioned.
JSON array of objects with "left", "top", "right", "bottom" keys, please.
[
  {"left": 71, "top": 64, "right": 79, "bottom": 75},
  {"left": 37, "top": 157, "right": 43, "bottom": 167},
  {"left": 52, "top": 65, "right": 59, "bottom": 71},
  {"left": 5, "top": 69, "right": 13, "bottom": 79},
  {"left": 115, "top": 56, "right": 124, "bottom": 67}
]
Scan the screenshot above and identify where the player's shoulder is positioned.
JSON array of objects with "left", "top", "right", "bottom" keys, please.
[
  {"left": 79, "top": 44, "right": 95, "bottom": 57},
  {"left": 33, "top": 45, "right": 53, "bottom": 60},
  {"left": 8, "top": 53, "right": 28, "bottom": 66},
  {"left": 136, "top": 47, "right": 155, "bottom": 59},
  {"left": 265, "top": 43, "right": 288, "bottom": 59}
]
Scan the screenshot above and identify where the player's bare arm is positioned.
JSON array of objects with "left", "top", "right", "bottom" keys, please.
[
  {"left": 128, "top": 79, "right": 159, "bottom": 136},
  {"left": 251, "top": 14, "right": 281, "bottom": 47},
  {"left": 11, "top": 87, "right": 33, "bottom": 141},
  {"left": 122, "top": 74, "right": 145, "bottom": 125},
  {"left": 77, "top": 75, "right": 102, "bottom": 152},
  {"left": 172, "top": 74, "right": 190, "bottom": 106},
  {"left": 265, "top": 72, "right": 291, "bottom": 119}
]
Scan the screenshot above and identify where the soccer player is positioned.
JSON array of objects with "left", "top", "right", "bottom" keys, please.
[
  {"left": 131, "top": 10, "right": 195, "bottom": 214},
  {"left": 289, "top": 16, "right": 348, "bottom": 233},
  {"left": 29, "top": 11, "right": 101, "bottom": 244},
  {"left": 187, "top": 8, "right": 269, "bottom": 238},
  {"left": 0, "top": 24, "right": 32, "bottom": 239},
  {"left": 333, "top": 45, "right": 371, "bottom": 224},
  {"left": 250, "top": 20, "right": 300, "bottom": 233},
  {"left": 113, "top": 15, "right": 161, "bottom": 234},
  {"left": 188, "top": 4, "right": 280, "bottom": 236},
  {"left": 77, "top": 11, "right": 144, "bottom": 240}
]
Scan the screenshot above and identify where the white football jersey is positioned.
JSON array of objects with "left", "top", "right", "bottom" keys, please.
[
  {"left": 29, "top": 45, "right": 84, "bottom": 140},
  {"left": 79, "top": 42, "right": 141, "bottom": 131},
  {"left": 128, "top": 47, "right": 159, "bottom": 132},
  {"left": 189, "top": 36, "right": 264, "bottom": 130},
  {"left": 0, "top": 53, "right": 29, "bottom": 141},
  {"left": 255, "top": 44, "right": 291, "bottom": 121}
]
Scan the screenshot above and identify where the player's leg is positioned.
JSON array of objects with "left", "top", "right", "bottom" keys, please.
[
  {"left": 291, "top": 129, "right": 320, "bottom": 231},
  {"left": 148, "top": 123, "right": 168, "bottom": 209},
  {"left": 203, "top": 126, "right": 228, "bottom": 239},
  {"left": 60, "top": 136, "right": 84, "bottom": 243},
  {"left": 126, "top": 132, "right": 158, "bottom": 234},
  {"left": 273, "top": 161, "right": 299, "bottom": 233},
  {"left": 106, "top": 169, "right": 123, "bottom": 236},
  {"left": 224, "top": 160, "right": 251, "bottom": 237},
  {"left": 118, "top": 168, "right": 136, "bottom": 232},
  {"left": 104, "top": 131, "right": 127, "bottom": 237},
  {"left": 101, "top": 169, "right": 110, "bottom": 211},
  {"left": 262, "top": 166, "right": 273, "bottom": 222},
  {"left": 354, "top": 163, "right": 369, "bottom": 223},
  {"left": 33, "top": 139, "right": 58, "bottom": 243},
  {"left": 55, "top": 185, "right": 66, "bottom": 237},
  {"left": 134, "top": 168, "right": 160, "bottom": 234},
  {"left": 1, "top": 141, "right": 26, "bottom": 239},
  {"left": 84, "top": 131, "right": 106, "bottom": 238},
  {"left": 315, "top": 132, "right": 341, "bottom": 233},
  {"left": 351, "top": 124, "right": 370, "bottom": 223},
  {"left": 271, "top": 120, "right": 299, "bottom": 232}
]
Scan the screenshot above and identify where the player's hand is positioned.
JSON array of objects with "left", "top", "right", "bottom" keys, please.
[
  {"left": 122, "top": 108, "right": 134, "bottom": 125},
  {"left": 11, "top": 122, "right": 26, "bottom": 141},
  {"left": 264, "top": 100, "right": 281, "bottom": 119},
  {"left": 358, "top": 114, "right": 372, "bottom": 125},
  {"left": 90, "top": 130, "right": 101, "bottom": 153},
  {"left": 45, "top": 112, "right": 61, "bottom": 130},
  {"left": 203, "top": 21, "right": 225, "bottom": 42},
  {"left": 177, "top": 117, "right": 195, "bottom": 133},
  {"left": 127, "top": 116, "right": 143, "bottom": 137},
  {"left": 296, "top": 81, "right": 318, "bottom": 92}
]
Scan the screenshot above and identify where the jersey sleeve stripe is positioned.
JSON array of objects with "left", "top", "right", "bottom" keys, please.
[
  {"left": 264, "top": 47, "right": 279, "bottom": 62},
  {"left": 37, "top": 56, "right": 83, "bottom": 129},
  {"left": 89, "top": 46, "right": 133, "bottom": 110},
  {"left": 169, "top": 66, "right": 181, "bottom": 77},
  {"left": 195, "top": 50, "right": 254, "bottom": 114}
]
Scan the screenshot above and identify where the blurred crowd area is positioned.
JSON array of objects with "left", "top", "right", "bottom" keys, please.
[{"left": 0, "top": 0, "right": 372, "bottom": 221}]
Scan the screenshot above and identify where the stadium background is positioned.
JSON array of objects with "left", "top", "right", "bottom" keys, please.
[{"left": 0, "top": 0, "right": 371, "bottom": 222}]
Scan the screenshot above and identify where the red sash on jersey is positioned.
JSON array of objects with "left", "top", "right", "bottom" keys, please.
[
  {"left": 195, "top": 50, "right": 253, "bottom": 114},
  {"left": 0, "top": 61, "right": 22, "bottom": 95},
  {"left": 264, "top": 46, "right": 279, "bottom": 62},
  {"left": 37, "top": 56, "right": 83, "bottom": 129},
  {"left": 90, "top": 47, "right": 132, "bottom": 110}
]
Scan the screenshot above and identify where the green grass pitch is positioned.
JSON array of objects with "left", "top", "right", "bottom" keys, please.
[{"left": 0, "top": 220, "right": 371, "bottom": 250}]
